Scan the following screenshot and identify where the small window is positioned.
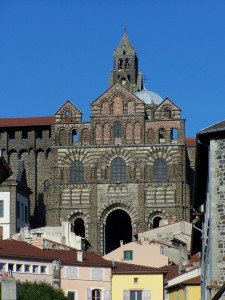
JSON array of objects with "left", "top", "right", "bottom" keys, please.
[
  {"left": 0, "top": 263, "right": 6, "bottom": 271},
  {"left": 32, "top": 265, "right": 39, "bottom": 273},
  {"left": 8, "top": 131, "right": 15, "bottom": 140},
  {"left": 8, "top": 263, "right": 14, "bottom": 271},
  {"left": 159, "top": 128, "right": 165, "bottom": 142},
  {"left": 16, "top": 264, "right": 23, "bottom": 272},
  {"left": 0, "top": 201, "right": 4, "bottom": 218},
  {"left": 16, "top": 201, "right": 20, "bottom": 219},
  {"left": 92, "top": 289, "right": 101, "bottom": 300},
  {"left": 134, "top": 277, "right": 139, "bottom": 284},
  {"left": 160, "top": 245, "right": 165, "bottom": 255},
  {"left": 65, "top": 266, "right": 79, "bottom": 279},
  {"left": 90, "top": 268, "right": 103, "bottom": 280},
  {"left": 25, "top": 206, "right": 28, "bottom": 223},
  {"left": 24, "top": 264, "right": 30, "bottom": 272},
  {"left": 111, "top": 157, "right": 126, "bottom": 183},
  {"left": 67, "top": 292, "right": 75, "bottom": 300},
  {"left": 123, "top": 250, "right": 133, "bottom": 260},
  {"left": 44, "top": 180, "right": 50, "bottom": 192},
  {"left": 40, "top": 266, "right": 47, "bottom": 274},
  {"left": 72, "top": 129, "right": 79, "bottom": 142},
  {"left": 114, "top": 121, "right": 122, "bottom": 138},
  {"left": 70, "top": 160, "right": 84, "bottom": 184},
  {"left": 153, "top": 159, "right": 167, "bottom": 181},
  {"left": 22, "top": 131, "right": 28, "bottom": 140},
  {"left": 36, "top": 130, "right": 42, "bottom": 139},
  {"left": 164, "top": 106, "right": 171, "bottom": 118}
]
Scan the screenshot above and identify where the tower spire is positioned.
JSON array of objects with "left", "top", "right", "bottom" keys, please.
[{"left": 109, "top": 31, "right": 143, "bottom": 93}]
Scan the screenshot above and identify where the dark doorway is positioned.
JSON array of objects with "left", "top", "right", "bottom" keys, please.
[
  {"left": 153, "top": 216, "right": 162, "bottom": 228},
  {"left": 105, "top": 209, "right": 132, "bottom": 254},
  {"left": 74, "top": 218, "right": 85, "bottom": 237}
]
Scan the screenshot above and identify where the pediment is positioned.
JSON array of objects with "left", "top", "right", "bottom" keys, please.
[
  {"left": 55, "top": 100, "right": 82, "bottom": 123},
  {"left": 155, "top": 97, "right": 181, "bottom": 112},
  {"left": 91, "top": 83, "right": 145, "bottom": 116}
]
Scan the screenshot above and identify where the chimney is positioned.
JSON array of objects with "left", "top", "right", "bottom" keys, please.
[
  {"left": 77, "top": 251, "right": 83, "bottom": 262},
  {"left": 120, "top": 240, "right": 123, "bottom": 247}
]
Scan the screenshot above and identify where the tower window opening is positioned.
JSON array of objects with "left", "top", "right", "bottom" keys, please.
[
  {"left": 125, "top": 58, "right": 130, "bottom": 68},
  {"left": 122, "top": 77, "right": 126, "bottom": 85},
  {"left": 123, "top": 50, "right": 126, "bottom": 55},
  {"left": 118, "top": 59, "right": 123, "bottom": 70},
  {"left": 72, "top": 129, "right": 78, "bottom": 142}
]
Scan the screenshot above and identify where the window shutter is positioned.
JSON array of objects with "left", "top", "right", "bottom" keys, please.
[
  {"left": 123, "top": 290, "right": 129, "bottom": 300},
  {"left": 143, "top": 290, "right": 151, "bottom": 300},
  {"left": 87, "top": 288, "right": 92, "bottom": 300},
  {"left": 97, "top": 268, "right": 103, "bottom": 280},
  {"left": 91, "top": 268, "right": 97, "bottom": 279},
  {"left": 65, "top": 266, "right": 78, "bottom": 279},
  {"left": 104, "top": 290, "right": 110, "bottom": 300}
]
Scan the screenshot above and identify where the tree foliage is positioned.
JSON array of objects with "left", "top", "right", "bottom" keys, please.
[{"left": 17, "top": 281, "right": 69, "bottom": 300}]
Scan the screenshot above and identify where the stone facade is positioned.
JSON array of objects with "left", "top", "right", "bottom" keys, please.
[
  {"left": 193, "top": 121, "right": 225, "bottom": 299},
  {"left": 0, "top": 31, "right": 195, "bottom": 255}
]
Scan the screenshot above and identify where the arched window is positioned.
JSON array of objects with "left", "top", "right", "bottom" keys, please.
[
  {"left": 118, "top": 59, "right": 123, "bottom": 69},
  {"left": 125, "top": 58, "right": 130, "bottom": 68},
  {"left": 70, "top": 160, "right": 84, "bottom": 183},
  {"left": 74, "top": 218, "right": 85, "bottom": 237},
  {"left": 164, "top": 106, "right": 171, "bottom": 118},
  {"left": 44, "top": 180, "right": 50, "bottom": 192},
  {"left": 114, "top": 121, "right": 122, "bottom": 138},
  {"left": 159, "top": 128, "right": 165, "bottom": 143},
  {"left": 171, "top": 128, "right": 179, "bottom": 140},
  {"left": 72, "top": 129, "right": 78, "bottom": 142},
  {"left": 153, "top": 159, "right": 167, "bottom": 180},
  {"left": 92, "top": 289, "right": 101, "bottom": 300},
  {"left": 111, "top": 157, "right": 126, "bottom": 182}
]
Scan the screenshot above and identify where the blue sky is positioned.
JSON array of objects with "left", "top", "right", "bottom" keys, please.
[{"left": 0, "top": 0, "right": 225, "bottom": 137}]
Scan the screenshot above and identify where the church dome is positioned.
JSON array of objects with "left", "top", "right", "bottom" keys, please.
[{"left": 135, "top": 86, "right": 163, "bottom": 105}]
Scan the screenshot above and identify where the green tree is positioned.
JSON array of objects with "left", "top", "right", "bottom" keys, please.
[{"left": 17, "top": 281, "right": 69, "bottom": 300}]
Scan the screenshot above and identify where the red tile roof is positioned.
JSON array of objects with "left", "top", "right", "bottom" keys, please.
[
  {"left": 112, "top": 261, "right": 168, "bottom": 274},
  {"left": 182, "top": 275, "right": 201, "bottom": 285},
  {"left": 0, "top": 116, "right": 55, "bottom": 127},
  {"left": 164, "top": 265, "right": 179, "bottom": 280},
  {"left": 0, "top": 240, "right": 111, "bottom": 267},
  {"left": 185, "top": 138, "right": 196, "bottom": 147}
]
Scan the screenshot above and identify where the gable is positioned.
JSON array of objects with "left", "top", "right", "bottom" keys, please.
[
  {"left": 91, "top": 83, "right": 145, "bottom": 116},
  {"left": 55, "top": 100, "right": 82, "bottom": 123},
  {"left": 155, "top": 98, "right": 181, "bottom": 120}
]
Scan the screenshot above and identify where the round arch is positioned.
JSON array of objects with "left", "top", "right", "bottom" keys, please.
[
  {"left": 147, "top": 210, "right": 168, "bottom": 229},
  {"left": 99, "top": 201, "right": 138, "bottom": 255}
]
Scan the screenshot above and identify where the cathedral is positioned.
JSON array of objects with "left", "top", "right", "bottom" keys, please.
[{"left": 0, "top": 30, "right": 195, "bottom": 255}]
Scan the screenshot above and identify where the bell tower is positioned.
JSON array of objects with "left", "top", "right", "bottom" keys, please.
[{"left": 110, "top": 28, "right": 143, "bottom": 93}]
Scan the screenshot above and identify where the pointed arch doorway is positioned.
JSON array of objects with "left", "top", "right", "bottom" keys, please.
[{"left": 105, "top": 209, "right": 132, "bottom": 254}]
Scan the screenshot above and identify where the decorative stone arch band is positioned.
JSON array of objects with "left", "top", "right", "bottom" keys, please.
[
  {"left": 98, "top": 200, "right": 138, "bottom": 256},
  {"left": 65, "top": 210, "right": 91, "bottom": 241},
  {"left": 147, "top": 209, "right": 168, "bottom": 229}
]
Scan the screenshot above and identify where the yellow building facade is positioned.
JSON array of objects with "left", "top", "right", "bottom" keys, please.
[
  {"left": 111, "top": 262, "right": 167, "bottom": 300},
  {"left": 166, "top": 276, "right": 201, "bottom": 300}
]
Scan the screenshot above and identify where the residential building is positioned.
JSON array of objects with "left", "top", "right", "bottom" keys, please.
[
  {"left": 103, "top": 240, "right": 168, "bottom": 267},
  {"left": 165, "top": 274, "right": 201, "bottom": 300},
  {"left": 12, "top": 220, "right": 91, "bottom": 251},
  {"left": 111, "top": 262, "right": 167, "bottom": 300},
  {"left": 192, "top": 120, "right": 225, "bottom": 299},
  {"left": 0, "top": 30, "right": 195, "bottom": 255},
  {"left": 0, "top": 239, "right": 111, "bottom": 299},
  {"left": 135, "top": 221, "right": 192, "bottom": 264},
  {"left": 0, "top": 152, "right": 30, "bottom": 239}
]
